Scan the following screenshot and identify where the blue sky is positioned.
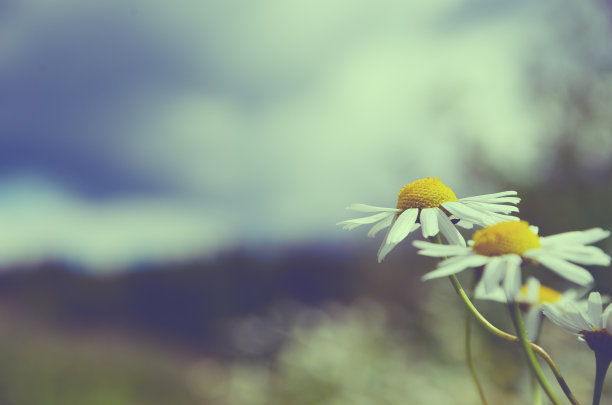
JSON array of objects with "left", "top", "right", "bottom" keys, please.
[{"left": 0, "top": 0, "right": 609, "bottom": 271}]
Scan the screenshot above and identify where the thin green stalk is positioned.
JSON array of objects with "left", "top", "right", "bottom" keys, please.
[
  {"left": 447, "top": 275, "right": 581, "bottom": 405},
  {"left": 432, "top": 235, "right": 488, "bottom": 405},
  {"left": 532, "top": 377, "right": 542, "bottom": 405},
  {"left": 465, "top": 282, "right": 489, "bottom": 405},
  {"left": 533, "top": 318, "right": 544, "bottom": 405},
  {"left": 508, "top": 302, "right": 560, "bottom": 405},
  {"left": 592, "top": 354, "right": 611, "bottom": 405}
]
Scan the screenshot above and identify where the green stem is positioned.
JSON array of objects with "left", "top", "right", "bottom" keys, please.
[
  {"left": 533, "top": 326, "right": 543, "bottom": 405},
  {"left": 592, "top": 353, "right": 611, "bottom": 405},
  {"left": 508, "top": 302, "right": 560, "bottom": 405},
  {"left": 532, "top": 377, "right": 543, "bottom": 405},
  {"left": 447, "top": 275, "right": 581, "bottom": 405},
  {"left": 465, "top": 281, "right": 489, "bottom": 405}
]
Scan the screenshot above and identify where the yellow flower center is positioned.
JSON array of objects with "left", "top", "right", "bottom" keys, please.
[
  {"left": 396, "top": 177, "right": 458, "bottom": 211},
  {"left": 472, "top": 221, "right": 541, "bottom": 257},
  {"left": 520, "top": 285, "right": 562, "bottom": 304}
]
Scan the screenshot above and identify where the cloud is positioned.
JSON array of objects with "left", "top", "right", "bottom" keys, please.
[{"left": 0, "top": 177, "right": 234, "bottom": 271}]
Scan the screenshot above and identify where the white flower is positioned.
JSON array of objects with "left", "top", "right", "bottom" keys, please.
[
  {"left": 337, "top": 177, "right": 520, "bottom": 262},
  {"left": 543, "top": 292, "right": 612, "bottom": 352},
  {"left": 414, "top": 221, "right": 611, "bottom": 299},
  {"left": 475, "top": 277, "right": 583, "bottom": 340}
]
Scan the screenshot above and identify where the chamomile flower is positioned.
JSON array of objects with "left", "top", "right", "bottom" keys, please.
[
  {"left": 475, "top": 277, "right": 583, "bottom": 340},
  {"left": 414, "top": 221, "right": 611, "bottom": 299},
  {"left": 337, "top": 177, "right": 520, "bottom": 262},
  {"left": 543, "top": 292, "right": 612, "bottom": 356}
]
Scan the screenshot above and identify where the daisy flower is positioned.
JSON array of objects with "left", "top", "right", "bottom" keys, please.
[
  {"left": 544, "top": 292, "right": 612, "bottom": 405},
  {"left": 475, "top": 276, "right": 583, "bottom": 341},
  {"left": 337, "top": 177, "right": 520, "bottom": 262},
  {"left": 543, "top": 292, "right": 612, "bottom": 355},
  {"left": 414, "top": 221, "right": 611, "bottom": 298}
]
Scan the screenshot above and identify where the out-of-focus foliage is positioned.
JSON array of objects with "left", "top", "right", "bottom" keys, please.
[
  {"left": 191, "top": 298, "right": 607, "bottom": 405},
  {"left": 0, "top": 311, "right": 202, "bottom": 405}
]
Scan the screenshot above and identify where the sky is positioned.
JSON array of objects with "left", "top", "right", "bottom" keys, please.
[{"left": 1, "top": 0, "right": 611, "bottom": 271}]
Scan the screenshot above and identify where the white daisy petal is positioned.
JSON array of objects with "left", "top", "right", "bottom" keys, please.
[
  {"left": 587, "top": 292, "right": 603, "bottom": 328},
  {"left": 463, "top": 201, "right": 519, "bottom": 214},
  {"left": 455, "top": 219, "right": 474, "bottom": 229},
  {"left": 346, "top": 203, "right": 401, "bottom": 213},
  {"left": 532, "top": 255, "right": 594, "bottom": 286},
  {"left": 336, "top": 212, "right": 394, "bottom": 229},
  {"left": 387, "top": 209, "right": 419, "bottom": 244},
  {"left": 525, "top": 277, "right": 541, "bottom": 304},
  {"left": 536, "top": 245, "right": 611, "bottom": 266},
  {"left": 377, "top": 224, "right": 397, "bottom": 263},
  {"left": 419, "top": 208, "right": 439, "bottom": 238},
  {"left": 524, "top": 307, "right": 542, "bottom": 341},
  {"left": 502, "top": 256, "right": 522, "bottom": 300},
  {"left": 565, "top": 308, "right": 593, "bottom": 331},
  {"left": 460, "top": 190, "right": 518, "bottom": 201},
  {"left": 474, "top": 281, "right": 507, "bottom": 303},
  {"left": 367, "top": 214, "right": 394, "bottom": 238},
  {"left": 542, "top": 305, "right": 583, "bottom": 334},
  {"left": 377, "top": 222, "right": 420, "bottom": 262},
  {"left": 481, "top": 257, "right": 505, "bottom": 294},
  {"left": 540, "top": 228, "right": 610, "bottom": 246},
  {"left": 436, "top": 209, "right": 466, "bottom": 246},
  {"left": 442, "top": 201, "right": 490, "bottom": 225},
  {"left": 413, "top": 240, "right": 472, "bottom": 257},
  {"left": 421, "top": 255, "right": 490, "bottom": 281},
  {"left": 603, "top": 304, "right": 612, "bottom": 334}
]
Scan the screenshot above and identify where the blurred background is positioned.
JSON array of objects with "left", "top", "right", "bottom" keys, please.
[{"left": 1, "top": 0, "right": 612, "bottom": 404}]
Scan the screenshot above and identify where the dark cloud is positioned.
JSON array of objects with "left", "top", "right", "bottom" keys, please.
[{"left": 0, "top": 6, "right": 200, "bottom": 199}]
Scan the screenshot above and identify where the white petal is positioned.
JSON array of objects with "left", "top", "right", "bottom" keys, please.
[
  {"left": 524, "top": 277, "right": 541, "bottom": 304},
  {"left": 524, "top": 307, "right": 543, "bottom": 341},
  {"left": 413, "top": 240, "right": 471, "bottom": 257},
  {"left": 540, "top": 228, "right": 610, "bottom": 246},
  {"left": 377, "top": 224, "right": 397, "bottom": 263},
  {"left": 442, "top": 201, "right": 490, "bottom": 225},
  {"left": 481, "top": 257, "right": 505, "bottom": 294},
  {"left": 463, "top": 201, "right": 519, "bottom": 214},
  {"left": 565, "top": 307, "right": 593, "bottom": 331},
  {"left": 474, "top": 279, "right": 507, "bottom": 302},
  {"left": 386, "top": 209, "right": 419, "bottom": 244},
  {"left": 542, "top": 305, "right": 582, "bottom": 334},
  {"left": 603, "top": 304, "right": 612, "bottom": 333},
  {"left": 502, "top": 256, "right": 522, "bottom": 301},
  {"left": 421, "top": 254, "right": 490, "bottom": 281},
  {"left": 346, "top": 203, "right": 400, "bottom": 213},
  {"left": 460, "top": 191, "right": 518, "bottom": 201},
  {"left": 534, "top": 245, "right": 611, "bottom": 266},
  {"left": 336, "top": 212, "right": 394, "bottom": 229},
  {"left": 367, "top": 214, "right": 394, "bottom": 238},
  {"left": 455, "top": 219, "right": 474, "bottom": 229},
  {"left": 587, "top": 292, "right": 603, "bottom": 328},
  {"left": 534, "top": 255, "right": 595, "bottom": 286},
  {"left": 436, "top": 209, "right": 466, "bottom": 246},
  {"left": 420, "top": 208, "right": 439, "bottom": 238}
]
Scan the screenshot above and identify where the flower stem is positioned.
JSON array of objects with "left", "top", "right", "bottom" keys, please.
[
  {"left": 465, "top": 279, "right": 489, "bottom": 405},
  {"left": 508, "top": 302, "right": 560, "bottom": 405},
  {"left": 446, "top": 274, "right": 581, "bottom": 405},
  {"left": 592, "top": 353, "right": 611, "bottom": 405}
]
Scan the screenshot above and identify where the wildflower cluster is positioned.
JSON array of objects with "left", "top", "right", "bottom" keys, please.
[{"left": 338, "top": 177, "right": 612, "bottom": 405}]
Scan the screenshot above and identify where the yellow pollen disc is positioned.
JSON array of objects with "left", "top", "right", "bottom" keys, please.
[
  {"left": 520, "top": 284, "right": 562, "bottom": 304},
  {"left": 396, "top": 177, "right": 458, "bottom": 210},
  {"left": 472, "top": 221, "right": 541, "bottom": 257}
]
